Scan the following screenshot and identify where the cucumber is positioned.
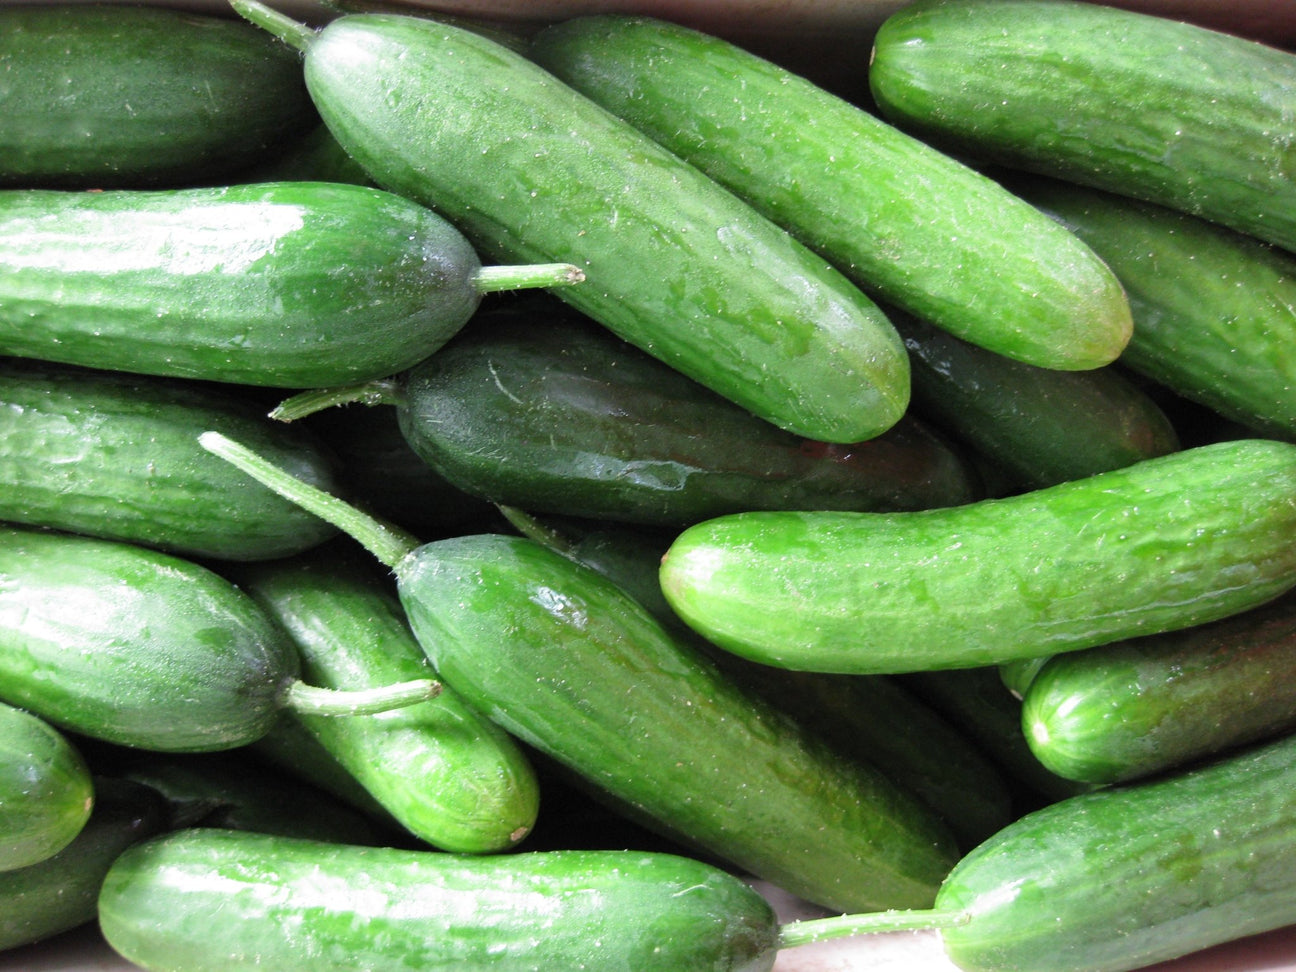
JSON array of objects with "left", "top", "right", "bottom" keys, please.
[
  {"left": 0, "top": 4, "right": 317, "bottom": 188},
  {"left": 233, "top": 545, "right": 542, "bottom": 854},
  {"left": 0, "top": 358, "right": 341, "bottom": 561},
  {"left": 529, "top": 14, "right": 1133, "bottom": 371},
  {"left": 200, "top": 431, "right": 962, "bottom": 913},
  {"left": 0, "top": 181, "right": 581, "bottom": 388},
  {"left": 0, "top": 526, "right": 439, "bottom": 753},
  {"left": 868, "top": 0, "right": 1296, "bottom": 254},
  {"left": 658, "top": 438, "right": 1296, "bottom": 673},
  {"left": 1023, "top": 590, "right": 1296, "bottom": 784},
  {"left": 232, "top": 1, "right": 912, "bottom": 444},
  {"left": 98, "top": 829, "right": 782, "bottom": 972},
  {"left": 0, "top": 701, "right": 93, "bottom": 872}
]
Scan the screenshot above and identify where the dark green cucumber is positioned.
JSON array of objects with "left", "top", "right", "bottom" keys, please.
[
  {"left": 0, "top": 701, "right": 93, "bottom": 872},
  {"left": 234, "top": 124, "right": 375, "bottom": 187},
  {"left": 894, "top": 311, "right": 1181, "bottom": 489},
  {"left": 0, "top": 4, "right": 316, "bottom": 188},
  {"left": 0, "top": 181, "right": 580, "bottom": 388},
  {"left": 530, "top": 14, "right": 1132, "bottom": 371},
  {"left": 200, "top": 432, "right": 962, "bottom": 913},
  {"left": 0, "top": 358, "right": 340, "bottom": 560},
  {"left": 659, "top": 438, "right": 1296, "bottom": 673},
  {"left": 1013, "top": 175, "right": 1296, "bottom": 439},
  {"left": 234, "top": 545, "right": 542, "bottom": 854},
  {"left": 0, "top": 777, "right": 167, "bottom": 951},
  {"left": 0, "top": 526, "right": 439, "bottom": 753},
  {"left": 233, "top": 1, "right": 911, "bottom": 444},
  {"left": 99, "top": 829, "right": 781, "bottom": 972},
  {"left": 1023, "top": 590, "right": 1296, "bottom": 784},
  {"left": 869, "top": 0, "right": 1296, "bottom": 254}
]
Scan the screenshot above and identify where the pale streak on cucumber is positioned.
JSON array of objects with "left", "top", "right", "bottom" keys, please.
[
  {"left": 269, "top": 379, "right": 405, "bottom": 423},
  {"left": 777, "top": 907, "right": 971, "bottom": 950},
  {"left": 282, "top": 677, "right": 442, "bottom": 717}
]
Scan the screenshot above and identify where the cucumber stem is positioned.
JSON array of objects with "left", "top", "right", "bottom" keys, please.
[
  {"left": 777, "top": 908, "right": 970, "bottom": 951},
  {"left": 283, "top": 677, "right": 442, "bottom": 717},
  {"left": 198, "top": 431, "right": 418, "bottom": 570},
  {"left": 229, "top": 0, "right": 317, "bottom": 52},
  {"left": 473, "top": 263, "right": 586, "bottom": 294},
  {"left": 270, "top": 379, "right": 404, "bottom": 423},
  {"left": 495, "top": 504, "right": 577, "bottom": 556}
]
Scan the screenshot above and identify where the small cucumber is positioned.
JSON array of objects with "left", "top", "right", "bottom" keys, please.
[
  {"left": 529, "top": 14, "right": 1132, "bottom": 371},
  {"left": 0, "top": 701, "right": 93, "bottom": 872},
  {"left": 1023, "top": 590, "right": 1296, "bottom": 784},
  {"left": 0, "top": 181, "right": 581, "bottom": 388},
  {"left": 659, "top": 438, "right": 1296, "bottom": 673},
  {"left": 99, "top": 829, "right": 782, "bottom": 972},
  {"left": 869, "top": 0, "right": 1296, "bottom": 253},
  {"left": 201, "top": 432, "right": 962, "bottom": 913},
  {"left": 0, "top": 358, "right": 341, "bottom": 561},
  {"left": 232, "top": 1, "right": 912, "bottom": 443},
  {"left": 0, "top": 526, "right": 439, "bottom": 753},
  {"left": 0, "top": 4, "right": 317, "bottom": 188}
]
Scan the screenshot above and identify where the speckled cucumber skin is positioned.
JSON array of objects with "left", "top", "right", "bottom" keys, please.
[
  {"left": 660, "top": 439, "right": 1296, "bottom": 674},
  {"left": 98, "top": 829, "right": 782, "bottom": 972}
]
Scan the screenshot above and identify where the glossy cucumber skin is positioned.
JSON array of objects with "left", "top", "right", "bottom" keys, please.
[
  {"left": 0, "top": 181, "right": 484, "bottom": 387},
  {"left": 869, "top": 0, "right": 1296, "bottom": 254},
  {"left": 893, "top": 311, "right": 1181, "bottom": 489},
  {"left": 98, "top": 829, "right": 781, "bottom": 972},
  {"left": 1015, "top": 176, "right": 1296, "bottom": 439},
  {"left": 234, "top": 546, "right": 541, "bottom": 854},
  {"left": 936, "top": 730, "right": 1296, "bottom": 972},
  {"left": 1023, "top": 591, "right": 1296, "bottom": 784},
  {"left": 660, "top": 439, "right": 1296, "bottom": 673},
  {"left": 0, "top": 701, "right": 93, "bottom": 872},
  {"left": 0, "top": 359, "right": 340, "bottom": 561},
  {"left": 0, "top": 526, "right": 299, "bottom": 752},
  {"left": 530, "top": 15, "right": 1132, "bottom": 371},
  {"left": 300, "top": 13, "right": 910, "bottom": 443},
  {"left": 394, "top": 533, "right": 959, "bottom": 912},
  {"left": 397, "top": 309, "right": 980, "bottom": 527},
  {"left": 0, "top": 5, "right": 316, "bottom": 188}
]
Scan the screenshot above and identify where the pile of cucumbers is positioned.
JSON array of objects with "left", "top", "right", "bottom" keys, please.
[{"left": 2, "top": 0, "right": 1296, "bottom": 970}]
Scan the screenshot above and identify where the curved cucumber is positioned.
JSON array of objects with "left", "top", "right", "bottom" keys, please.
[
  {"left": 99, "top": 829, "right": 781, "bottom": 972},
  {"left": 0, "top": 4, "right": 316, "bottom": 188},
  {"left": 659, "top": 439, "right": 1296, "bottom": 673},
  {"left": 869, "top": 0, "right": 1296, "bottom": 253},
  {"left": 0, "top": 181, "right": 580, "bottom": 388},
  {"left": 0, "top": 701, "right": 93, "bottom": 872},
  {"left": 234, "top": 1, "right": 911, "bottom": 443},
  {"left": 530, "top": 14, "right": 1132, "bottom": 371}
]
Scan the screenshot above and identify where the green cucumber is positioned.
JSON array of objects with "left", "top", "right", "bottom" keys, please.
[
  {"left": 658, "top": 438, "right": 1296, "bottom": 673},
  {"left": 232, "top": 1, "right": 911, "bottom": 444},
  {"left": 0, "top": 358, "right": 340, "bottom": 561},
  {"left": 0, "top": 526, "right": 439, "bottom": 753},
  {"left": 200, "top": 431, "right": 961, "bottom": 912},
  {"left": 0, "top": 181, "right": 581, "bottom": 388},
  {"left": 0, "top": 4, "right": 317, "bottom": 188},
  {"left": 0, "top": 701, "right": 93, "bottom": 872},
  {"left": 869, "top": 0, "right": 1296, "bottom": 254},
  {"left": 233, "top": 545, "right": 542, "bottom": 854},
  {"left": 1023, "top": 590, "right": 1296, "bottom": 784},
  {"left": 99, "top": 829, "right": 782, "bottom": 971},
  {"left": 529, "top": 14, "right": 1132, "bottom": 371}
]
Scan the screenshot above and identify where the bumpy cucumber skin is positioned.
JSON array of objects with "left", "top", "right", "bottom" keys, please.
[
  {"left": 936, "top": 731, "right": 1296, "bottom": 972},
  {"left": 530, "top": 15, "right": 1132, "bottom": 372},
  {"left": 0, "top": 360, "right": 340, "bottom": 560},
  {"left": 0, "top": 181, "right": 483, "bottom": 387},
  {"left": 0, "top": 701, "right": 93, "bottom": 872},
  {"left": 394, "top": 533, "right": 958, "bottom": 913},
  {"left": 397, "top": 311, "right": 979, "bottom": 526},
  {"left": 0, "top": 526, "right": 299, "bottom": 752},
  {"left": 0, "top": 5, "right": 316, "bottom": 188},
  {"left": 99, "top": 829, "right": 781, "bottom": 972},
  {"left": 235, "top": 547, "right": 541, "bottom": 854},
  {"left": 660, "top": 439, "right": 1296, "bottom": 673},
  {"left": 301, "top": 13, "right": 910, "bottom": 443},
  {"left": 1023, "top": 591, "right": 1296, "bottom": 784},
  {"left": 869, "top": 0, "right": 1296, "bottom": 254}
]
